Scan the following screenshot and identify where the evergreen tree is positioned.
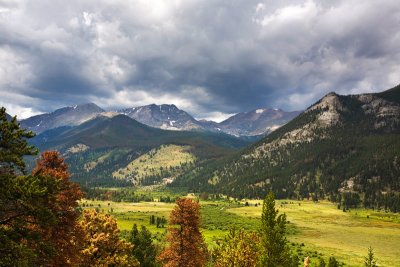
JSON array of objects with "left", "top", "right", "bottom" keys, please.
[
  {"left": 259, "top": 191, "right": 292, "bottom": 267},
  {"left": 32, "top": 151, "right": 84, "bottom": 266},
  {"left": 0, "top": 107, "right": 37, "bottom": 175},
  {"left": 328, "top": 257, "right": 339, "bottom": 267},
  {"left": 158, "top": 198, "right": 208, "bottom": 267},
  {"left": 318, "top": 258, "right": 326, "bottom": 267},
  {"left": 129, "top": 224, "right": 158, "bottom": 267},
  {"left": 364, "top": 247, "right": 378, "bottom": 267},
  {"left": 0, "top": 107, "right": 55, "bottom": 266}
]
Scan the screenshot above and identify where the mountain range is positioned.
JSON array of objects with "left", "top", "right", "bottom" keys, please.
[
  {"left": 172, "top": 85, "right": 400, "bottom": 209},
  {"left": 8, "top": 84, "right": 400, "bottom": 210},
  {"left": 19, "top": 103, "right": 299, "bottom": 137},
  {"left": 28, "top": 112, "right": 249, "bottom": 186}
]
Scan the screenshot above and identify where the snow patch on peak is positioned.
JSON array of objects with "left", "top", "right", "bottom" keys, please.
[{"left": 255, "top": 109, "right": 264, "bottom": 114}]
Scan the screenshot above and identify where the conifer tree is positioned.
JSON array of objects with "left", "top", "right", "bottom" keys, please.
[
  {"left": 158, "top": 198, "right": 208, "bottom": 267},
  {"left": 259, "top": 191, "right": 292, "bottom": 267},
  {"left": 129, "top": 224, "right": 158, "bottom": 267},
  {"left": 32, "top": 151, "right": 84, "bottom": 266},
  {"left": 0, "top": 107, "right": 52, "bottom": 266},
  {"left": 328, "top": 257, "right": 339, "bottom": 267},
  {"left": 0, "top": 107, "right": 37, "bottom": 175},
  {"left": 364, "top": 247, "right": 378, "bottom": 267}
]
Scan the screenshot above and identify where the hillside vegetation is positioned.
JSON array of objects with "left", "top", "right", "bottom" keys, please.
[
  {"left": 112, "top": 145, "right": 196, "bottom": 185},
  {"left": 29, "top": 114, "right": 249, "bottom": 186},
  {"left": 172, "top": 86, "right": 400, "bottom": 211}
]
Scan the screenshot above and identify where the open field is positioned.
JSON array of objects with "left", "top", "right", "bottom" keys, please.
[
  {"left": 229, "top": 200, "right": 400, "bottom": 267},
  {"left": 80, "top": 198, "right": 400, "bottom": 266}
]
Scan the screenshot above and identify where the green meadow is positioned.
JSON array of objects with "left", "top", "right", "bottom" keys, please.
[{"left": 80, "top": 198, "right": 400, "bottom": 267}]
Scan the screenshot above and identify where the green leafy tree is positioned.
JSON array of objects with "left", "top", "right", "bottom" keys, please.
[
  {"left": 364, "top": 247, "right": 378, "bottom": 267},
  {"left": 259, "top": 191, "right": 292, "bottom": 267},
  {"left": 129, "top": 224, "right": 159, "bottom": 267},
  {"left": 212, "top": 228, "right": 260, "bottom": 267}
]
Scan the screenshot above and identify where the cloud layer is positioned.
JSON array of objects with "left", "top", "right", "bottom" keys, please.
[{"left": 1, "top": 0, "right": 399, "bottom": 120}]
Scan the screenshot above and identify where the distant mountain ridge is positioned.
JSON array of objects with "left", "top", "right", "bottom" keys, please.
[
  {"left": 172, "top": 85, "right": 400, "bottom": 207},
  {"left": 20, "top": 103, "right": 104, "bottom": 134},
  {"left": 218, "top": 108, "right": 301, "bottom": 136},
  {"left": 119, "top": 104, "right": 204, "bottom": 131},
  {"left": 19, "top": 102, "right": 299, "bottom": 137},
  {"left": 5, "top": 112, "right": 12, "bottom": 121},
  {"left": 119, "top": 104, "right": 299, "bottom": 136}
]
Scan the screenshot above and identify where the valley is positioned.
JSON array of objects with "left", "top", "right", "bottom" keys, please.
[
  {"left": 2, "top": 85, "right": 400, "bottom": 266},
  {"left": 80, "top": 191, "right": 400, "bottom": 267}
]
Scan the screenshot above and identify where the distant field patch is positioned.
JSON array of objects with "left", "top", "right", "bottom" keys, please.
[{"left": 112, "top": 145, "right": 196, "bottom": 184}]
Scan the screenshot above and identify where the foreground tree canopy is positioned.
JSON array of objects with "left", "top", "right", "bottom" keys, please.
[
  {"left": 0, "top": 108, "right": 138, "bottom": 267},
  {"left": 158, "top": 198, "right": 209, "bottom": 267}
]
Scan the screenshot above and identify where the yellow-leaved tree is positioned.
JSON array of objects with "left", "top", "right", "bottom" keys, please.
[{"left": 79, "top": 209, "right": 138, "bottom": 267}]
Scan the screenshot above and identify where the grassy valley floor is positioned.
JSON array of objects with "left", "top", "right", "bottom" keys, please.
[{"left": 80, "top": 198, "right": 400, "bottom": 266}]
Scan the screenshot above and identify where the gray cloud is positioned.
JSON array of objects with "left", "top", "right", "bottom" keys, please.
[{"left": 0, "top": 0, "right": 399, "bottom": 120}]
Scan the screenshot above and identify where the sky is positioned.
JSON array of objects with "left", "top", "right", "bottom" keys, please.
[{"left": 0, "top": 0, "right": 399, "bottom": 122}]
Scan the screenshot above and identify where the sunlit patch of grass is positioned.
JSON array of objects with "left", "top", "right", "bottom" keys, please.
[{"left": 228, "top": 200, "right": 400, "bottom": 267}]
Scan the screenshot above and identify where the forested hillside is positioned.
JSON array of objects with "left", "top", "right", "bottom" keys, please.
[
  {"left": 29, "top": 114, "right": 249, "bottom": 186},
  {"left": 172, "top": 86, "right": 400, "bottom": 211}
]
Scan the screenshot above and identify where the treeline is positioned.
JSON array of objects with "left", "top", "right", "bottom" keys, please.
[{"left": 81, "top": 187, "right": 178, "bottom": 203}]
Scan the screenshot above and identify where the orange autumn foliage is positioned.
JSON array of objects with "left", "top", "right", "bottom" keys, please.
[
  {"left": 32, "top": 151, "right": 84, "bottom": 266},
  {"left": 158, "top": 198, "right": 208, "bottom": 267}
]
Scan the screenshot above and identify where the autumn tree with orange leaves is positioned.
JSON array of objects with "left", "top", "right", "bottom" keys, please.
[
  {"left": 158, "top": 198, "right": 208, "bottom": 267},
  {"left": 32, "top": 151, "right": 84, "bottom": 266}
]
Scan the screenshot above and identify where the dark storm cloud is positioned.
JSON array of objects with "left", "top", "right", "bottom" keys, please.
[{"left": 0, "top": 0, "right": 399, "bottom": 121}]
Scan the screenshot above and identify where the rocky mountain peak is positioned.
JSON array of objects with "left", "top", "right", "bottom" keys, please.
[
  {"left": 20, "top": 103, "right": 105, "bottom": 134},
  {"left": 307, "top": 92, "right": 346, "bottom": 127},
  {"left": 119, "top": 104, "right": 202, "bottom": 131}
]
